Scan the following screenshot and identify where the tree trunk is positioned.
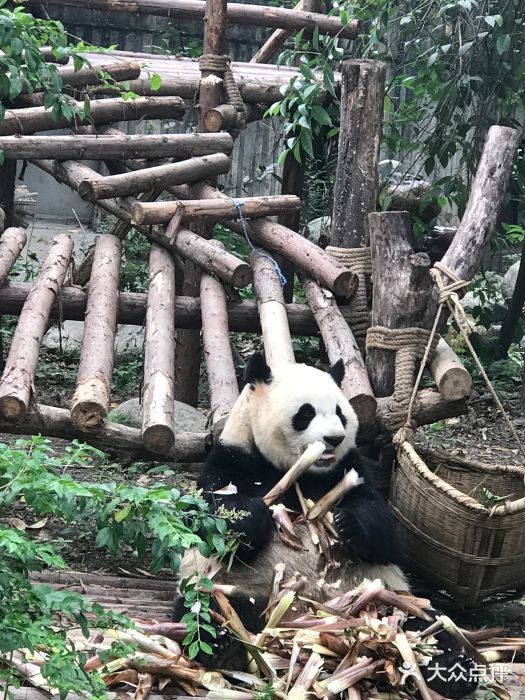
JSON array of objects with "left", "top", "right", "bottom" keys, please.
[
  {"left": 70, "top": 235, "right": 121, "bottom": 429},
  {"left": 182, "top": 182, "right": 358, "bottom": 297},
  {"left": 47, "top": 0, "right": 358, "bottom": 38},
  {"left": 200, "top": 241, "right": 239, "bottom": 436},
  {"left": 331, "top": 60, "right": 386, "bottom": 248},
  {"left": 302, "top": 276, "right": 376, "bottom": 420},
  {"left": 0, "top": 227, "right": 27, "bottom": 285},
  {"left": 0, "top": 234, "right": 73, "bottom": 420},
  {"left": 78, "top": 153, "right": 231, "bottom": 201},
  {"left": 0, "top": 403, "right": 210, "bottom": 462},
  {"left": 251, "top": 249, "right": 295, "bottom": 366},
  {"left": 0, "top": 282, "right": 356, "bottom": 334},
  {"left": 0, "top": 96, "right": 185, "bottom": 135},
  {"left": 497, "top": 237, "right": 525, "bottom": 359},
  {"left": 429, "top": 337, "right": 472, "bottom": 401},
  {"left": 142, "top": 245, "right": 176, "bottom": 454},
  {"left": 0, "top": 133, "right": 233, "bottom": 160},
  {"left": 366, "top": 211, "right": 433, "bottom": 397},
  {"left": 130, "top": 194, "right": 301, "bottom": 225}
]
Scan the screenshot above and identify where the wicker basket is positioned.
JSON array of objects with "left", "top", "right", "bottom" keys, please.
[{"left": 390, "top": 441, "right": 525, "bottom": 608}]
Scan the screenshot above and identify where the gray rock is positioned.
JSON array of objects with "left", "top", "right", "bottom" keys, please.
[
  {"left": 43, "top": 321, "right": 144, "bottom": 356},
  {"left": 303, "top": 216, "right": 331, "bottom": 246},
  {"left": 501, "top": 260, "right": 520, "bottom": 299},
  {"left": 108, "top": 397, "right": 207, "bottom": 432}
]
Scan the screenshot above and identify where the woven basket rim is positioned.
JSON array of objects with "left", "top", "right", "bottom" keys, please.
[
  {"left": 419, "top": 447, "right": 525, "bottom": 480},
  {"left": 397, "top": 441, "right": 525, "bottom": 516}
]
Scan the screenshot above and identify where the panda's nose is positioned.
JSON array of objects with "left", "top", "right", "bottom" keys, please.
[{"left": 324, "top": 435, "right": 344, "bottom": 448}]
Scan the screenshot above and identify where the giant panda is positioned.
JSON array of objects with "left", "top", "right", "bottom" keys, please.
[{"left": 175, "top": 353, "right": 476, "bottom": 698}]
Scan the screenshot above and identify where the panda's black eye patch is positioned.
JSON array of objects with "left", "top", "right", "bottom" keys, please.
[
  {"left": 292, "top": 403, "right": 316, "bottom": 431},
  {"left": 336, "top": 405, "right": 347, "bottom": 427}
]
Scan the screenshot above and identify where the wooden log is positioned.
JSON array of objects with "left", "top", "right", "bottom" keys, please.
[
  {"left": 251, "top": 249, "right": 295, "bottom": 366},
  {"left": 150, "top": 225, "right": 252, "bottom": 288},
  {"left": 0, "top": 234, "right": 73, "bottom": 420},
  {"left": 0, "top": 403, "right": 210, "bottom": 461},
  {"left": 70, "top": 235, "right": 121, "bottom": 429},
  {"left": 200, "top": 240, "right": 239, "bottom": 435},
  {"left": 131, "top": 194, "right": 301, "bottom": 225},
  {"left": 0, "top": 227, "right": 27, "bottom": 286},
  {"left": 0, "top": 133, "right": 233, "bottom": 160},
  {"left": 47, "top": 0, "right": 359, "bottom": 38},
  {"left": 199, "top": 0, "right": 228, "bottom": 125},
  {"left": 332, "top": 60, "right": 386, "bottom": 247},
  {"left": 202, "top": 102, "right": 263, "bottom": 131},
  {"left": 429, "top": 337, "right": 472, "bottom": 401},
  {"left": 0, "top": 96, "right": 185, "bottom": 136},
  {"left": 20, "top": 60, "right": 141, "bottom": 94},
  {"left": 181, "top": 182, "right": 358, "bottom": 297},
  {"left": 142, "top": 245, "right": 176, "bottom": 454},
  {"left": 250, "top": 0, "right": 304, "bottom": 63},
  {"left": 302, "top": 276, "right": 376, "bottom": 420},
  {"left": 0, "top": 282, "right": 357, "bottom": 334},
  {"left": 366, "top": 211, "right": 433, "bottom": 398},
  {"left": 78, "top": 153, "right": 231, "bottom": 201}
]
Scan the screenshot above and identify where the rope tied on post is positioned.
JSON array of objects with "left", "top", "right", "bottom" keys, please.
[{"left": 199, "top": 54, "right": 246, "bottom": 136}]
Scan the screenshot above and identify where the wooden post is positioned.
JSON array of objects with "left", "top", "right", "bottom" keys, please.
[
  {"left": 70, "top": 235, "right": 121, "bottom": 429},
  {"left": 331, "top": 60, "right": 386, "bottom": 248},
  {"left": 302, "top": 276, "right": 376, "bottom": 420},
  {"left": 0, "top": 227, "right": 27, "bottom": 285},
  {"left": 0, "top": 234, "right": 73, "bottom": 420},
  {"left": 429, "top": 337, "right": 472, "bottom": 401},
  {"left": 251, "top": 249, "right": 295, "bottom": 366},
  {"left": 78, "top": 153, "right": 231, "bottom": 201},
  {"left": 142, "top": 245, "right": 176, "bottom": 454},
  {"left": 366, "top": 211, "right": 433, "bottom": 397},
  {"left": 200, "top": 240, "right": 239, "bottom": 436},
  {"left": 0, "top": 96, "right": 185, "bottom": 135}
]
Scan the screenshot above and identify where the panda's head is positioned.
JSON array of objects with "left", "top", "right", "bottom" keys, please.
[{"left": 221, "top": 354, "right": 359, "bottom": 473}]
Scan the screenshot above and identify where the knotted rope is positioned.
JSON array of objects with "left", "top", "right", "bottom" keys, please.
[{"left": 199, "top": 54, "right": 246, "bottom": 136}]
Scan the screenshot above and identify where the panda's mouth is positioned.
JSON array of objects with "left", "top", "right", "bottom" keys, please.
[{"left": 313, "top": 451, "right": 336, "bottom": 468}]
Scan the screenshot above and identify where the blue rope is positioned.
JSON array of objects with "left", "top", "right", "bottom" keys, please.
[{"left": 232, "top": 198, "right": 287, "bottom": 288}]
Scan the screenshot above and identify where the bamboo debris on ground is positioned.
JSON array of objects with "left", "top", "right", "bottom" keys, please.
[
  {"left": 70, "top": 235, "right": 121, "bottom": 430},
  {"left": 0, "top": 227, "right": 27, "bottom": 285},
  {"left": 141, "top": 244, "right": 176, "bottom": 454},
  {"left": 0, "top": 234, "right": 73, "bottom": 421}
]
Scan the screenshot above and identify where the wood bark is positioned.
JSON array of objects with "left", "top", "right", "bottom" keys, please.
[
  {"left": 46, "top": 0, "right": 358, "bottom": 38},
  {"left": 0, "top": 133, "right": 233, "bottom": 160},
  {"left": 497, "top": 238, "right": 525, "bottom": 358},
  {"left": 250, "top": 0, "right": 304, "bottom": 63},
  {"left": 183, "top": 182, "right": 357, "bottom": 297},
  {"left": 251, "top": 249, "right": 295, "bottom": 366},
  {"left": 331, "top": 60, "right": 386, "bottom": 247},
  {"left": 150, "top": 224, "right": 252, "bottom": 288},
  {"left": 200, "top": 240, "right": 239, "bottom": 436},
  {"left": 367, "top": 211, "right": 433, "bottom": 397},
  {"left": 0, "top": 282, "right": 356, "bottom": 334},
  {"left": 70, "top": 235, "right": 121, "bottom": 429},
  {"left": 142, "top": 245, "right": 176, "bottom": 454},
  {"left": 131, "top": 194, "right": 301, "bottom": 225},
  {"left": 0, "top": 403, "right": 210, "bottom": 461},
  {"left": 0, "top": 227, "right": 27, "bottom": 286},
  {"left": 199, "top": 0, "right": 227, "bottom": 124},
  {"left": 0, "top": 234, "right": 73, "bottom": 420},
  {"left": 429, "top": 337, "right": 472, "bottom": 401},
  {"left": 20, "top": 60, "right": 141, "bottom": 94},
  {"left": 302, "top": 276, "right": 376, "bottom": 420},
  {"left": 202, "top": 103, "right": 263, "bottom": 131},
  {"left": 78, "top": 153, "right": 231, "bottom": 201},
  {"left": 0, "top": 96, "right": 185, "bottom": 135}
]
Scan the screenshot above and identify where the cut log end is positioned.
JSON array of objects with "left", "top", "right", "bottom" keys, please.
[
  {"left": 332, "top": 270, "right": 359, "bottom": 298},
  {"left": 438, "top": 369, "right": 473, "bottom": 401},
  {"left": 142, "top": 425, "right": 176, "bottom": 455},
  {"left": 231, "top": 262, "right": 254, "bottom": 289},
  {"left": 71, "top": 401, "right": 108, "bottom": 430},
  {"left": 78, "top": 179, "right": 98, "bottom": 202},
  {"left": 0, "top": 395, "right": 26, "bottom": 421}
]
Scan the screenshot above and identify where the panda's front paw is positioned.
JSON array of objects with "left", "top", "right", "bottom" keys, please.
[{"left": 197, "top": 627, "right": 248, "bottom": 671}]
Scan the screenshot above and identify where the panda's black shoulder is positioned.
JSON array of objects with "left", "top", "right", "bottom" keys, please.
[{"left": 197, "top": 441, "right": 280, "bottom": 496}]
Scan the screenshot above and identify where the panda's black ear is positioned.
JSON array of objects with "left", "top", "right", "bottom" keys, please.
[
  {"left": 244, "top": 353, "right": 272, "bottom": 386},
  {"left": 330, "top": 359, "right": 345, "bottom": 387}
]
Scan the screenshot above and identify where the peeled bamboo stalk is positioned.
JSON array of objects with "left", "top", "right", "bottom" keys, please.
[
  {"left": 130, "top": 194, "right": 301, "bottom": 225},
  {"left": 307, "top": 469, "right": 364, "bottom": 521},
  {"left": 200, "top": 241, "right": 239, "bottom": 436},
  {"left": 429, "top": 336, "right": 472, "bottom": 401},
  {"left": 70, "top": 235, "right": 121, "bottom": 429},
  {"left": 263, "top": 441, "right": 326, "bottom": 505},
  {"left": 141, "top": 245, "right": 176, "bottom": 454},
  {"left": 251, "top": 249, "right": 295, "bottom": 366},
  {"left": 0, "top": 227, "right": 27, "bottom": 285},
  {"left": 0, "top": 234, "right": 73, "bottom": 420},
  {"left": 78, "top": 153, "right": 231, "bottom": 201}
]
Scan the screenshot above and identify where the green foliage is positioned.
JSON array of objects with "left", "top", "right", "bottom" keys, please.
[{"left": 178, "top": 574, "right": 217, "bottom": 659}]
